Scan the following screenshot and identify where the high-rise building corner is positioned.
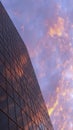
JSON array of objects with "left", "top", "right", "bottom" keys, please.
[{"left": 0, "top": 2, "right": 54, "bottom": 130}]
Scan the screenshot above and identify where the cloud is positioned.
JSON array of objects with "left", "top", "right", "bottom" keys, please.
[{"left": 48, "top": 17, "right": 65, "bottom": 37}]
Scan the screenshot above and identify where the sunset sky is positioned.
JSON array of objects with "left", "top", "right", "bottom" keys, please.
[{"left": 1, "top": 0, "right": 73, "bottom": 129}]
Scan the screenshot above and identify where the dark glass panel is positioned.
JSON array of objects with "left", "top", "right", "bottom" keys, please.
[
  {"left": 22, "top": 110, "right": 28, "bottom": 128},
  {"left": 0, "top": 87, "right": 8, "bottom": 113},
  {"left": 15, "top": 104, "right": 23, "bottom": 128},
  {"left": 14, "top": 91, "right": 20, "bottom": 105},
  {"left": 0, "top": 73, "right": 6, "bottom": 90},
  {"left": 0, "top": 111, "right": 9, "bottom": 130},
  {"left": 6, "top": 82, "right": 14, "bottom": 98},
  {"left": 9, "top": 119, "right": 18, "bottom": 130},
  {"left": 8, "top": 96, "right": 16, "bottom": 121}
]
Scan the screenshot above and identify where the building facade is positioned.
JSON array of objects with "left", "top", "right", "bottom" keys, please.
[{"left": 0, "top": 2, "right": 53, "bottom": 130}]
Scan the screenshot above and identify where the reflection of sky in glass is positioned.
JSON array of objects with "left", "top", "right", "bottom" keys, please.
[{"left": 1, "top": 0, "right": 73, "bottom": 129}]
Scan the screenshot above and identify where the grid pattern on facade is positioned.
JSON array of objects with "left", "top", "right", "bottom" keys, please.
[{"left": 0, "top": 2, "right": 53, "bottom": 130}]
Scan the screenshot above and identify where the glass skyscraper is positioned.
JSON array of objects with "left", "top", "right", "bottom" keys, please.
[{"left": 0, "top": 2, "right": 53, "bottom": 130}]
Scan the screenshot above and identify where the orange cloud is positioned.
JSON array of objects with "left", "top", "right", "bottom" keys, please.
[
  {"left": 48, "top": 100, "right": 58, "bottom": 116},
  {"left": 49, "top": 17, "right": 64, "bottom": 37},
  {"left": 47, "top": 70, "right": 73, "bottom": 129}
]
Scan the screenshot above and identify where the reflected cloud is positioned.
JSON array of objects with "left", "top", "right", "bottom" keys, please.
[{"left": 5, "top": 54, "right": 28, "bottom": 79}]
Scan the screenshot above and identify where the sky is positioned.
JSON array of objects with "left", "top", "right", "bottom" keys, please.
[{"left": 1, "top": 0, "right": 73, "bottom": 129}]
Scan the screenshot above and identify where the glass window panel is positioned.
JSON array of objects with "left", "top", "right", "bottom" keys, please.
[
  {"left": 28, "top": 125, "right": 33, "bottom": 130},
  {"left": 0, "top": 111, "right": 9, "bottom": 130},
  {"left": 14, "top": 92, "right": 20, "bottom": 105},
  {"left": 4, "top": 49, "right": 10, "bottom": 63},
  {"left": 0, "top": 59, "right": 4, "bottom": 74},
  {"left": 18, "top": 128, "right": 23, "bottom": 130},
  {"left": 0, "top": 73, "right": 6, "bottom": 90},
  {"left": 8, "top": 96, "right": 16, "bottom": 121},
  {"left": 0, "top": 52, "right": 4, "bottom": 65},
  {"left": 15, "top": 83, "right": 20, "bottom": 93},
  {"left": 9, "top": 119, "right": 18, "bottom": 130},
  {"left": 5, "top": 67, "right": 11, "bottom": 80},
  {"left": 6, "top": 82, "right": 14, "bottom": 98},
  {"left": 10, "top": 68, "right": 16, "bottom": 81},
  {"left": 33, "top": 123, "right": 37, "bottom": 130},
  {"left": 36, "top": 126, "right": 40, "bottom": 130},
  {"left": 20, "top": 98, "right": 25, "bottom": 109},
  {"left": 0, "top": 87, "right": 8, "bottom": 113},
  {"left": 23, "top": 90, "right": 28, "bottom": 103},
  {"left": 22, "top": 110, "right": 28, "bottom": 128},
  {"left": 15, "top": 104, "right": 23, "bottom": 128},
  {"left": 0, "top": 44, "right": 5, "bottom": 57}
]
